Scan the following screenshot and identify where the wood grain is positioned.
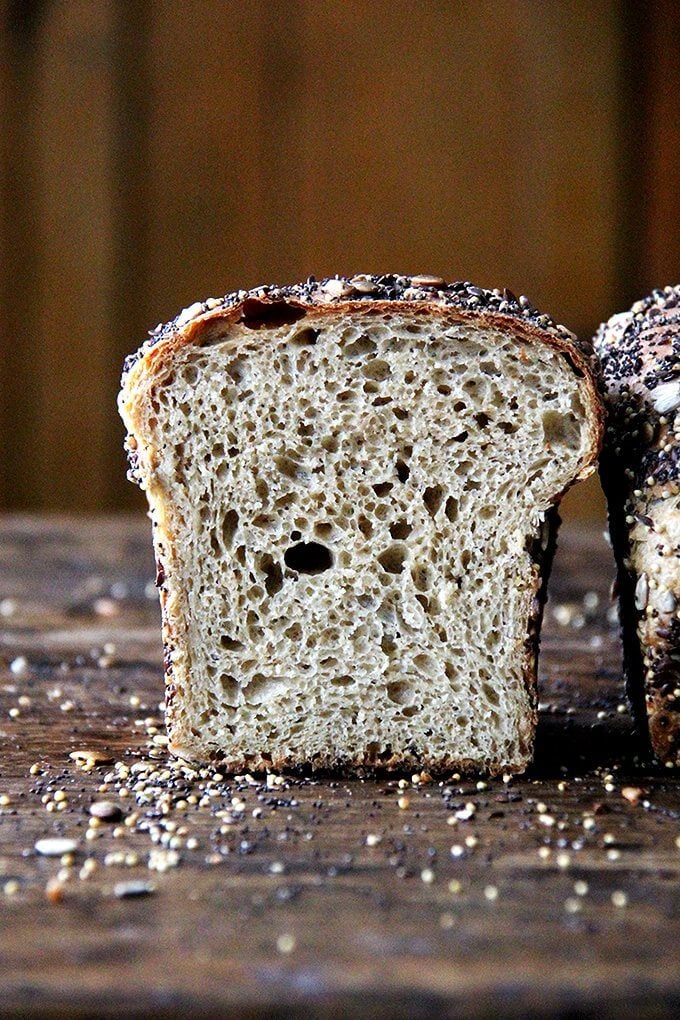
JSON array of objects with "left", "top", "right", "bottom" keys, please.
[
  {"left": 0, "top": 516, "right": 678, "bottom": 1016},
  {"left": 6, "top": 0, "right": 677, "bottom": 514}
]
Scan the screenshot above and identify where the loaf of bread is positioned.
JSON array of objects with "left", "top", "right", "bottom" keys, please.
[
  {"left": 119, "top": 274, "right": 602, "bottom": 774},
  {"left": 594, "top": 286, "right": 680, "bottom": 767}
]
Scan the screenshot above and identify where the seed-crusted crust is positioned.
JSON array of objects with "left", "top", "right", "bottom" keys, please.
[
  {"left": 120, "top": 274, "right": 603, "bottom": 774},
  {"left": 594, "top": 285, "right": 680, "bottom": 767}
]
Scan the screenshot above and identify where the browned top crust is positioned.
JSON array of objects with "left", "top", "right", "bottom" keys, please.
[
  {"left": 122, "top": 273, "right": 587, "bottom": 381},
  {"left": 594, "top": 285, "right": 680, "bottom": 495}
]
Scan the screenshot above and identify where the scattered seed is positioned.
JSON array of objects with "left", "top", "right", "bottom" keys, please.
[
  {"left": 276, "top": 933, "right": 296, "bottom": 954},
  {"left": 35, "top": 838, "right": 77, "bottom": 857},
  {"left": 69, "top": 749, "right": 114, "bottom": 766},
  {"left": 89, "top": 801, "right": 123, "bottom": 822},
  {"left": 114, "top": 880, "right": 155, "bottom": 899}
]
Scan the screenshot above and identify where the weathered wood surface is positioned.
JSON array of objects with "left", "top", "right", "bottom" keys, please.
[{"left": 0, "top": 515, "right": 678, "bottom": 1017}]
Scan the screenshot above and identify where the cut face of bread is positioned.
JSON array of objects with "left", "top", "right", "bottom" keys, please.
[
  {"left": 594, "top": 286, "right": 680, "bottom": 767},
  {"left": 120, "top": 278, "right": 601, "bottom": 774}
]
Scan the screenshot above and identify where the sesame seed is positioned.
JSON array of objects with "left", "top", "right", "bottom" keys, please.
[
  {"left": 276, "top": 933, "right": 296, "bottom": 954},
  {"left": 611, "top": 890, "right": 628, "bottom": 908},
  {"left": 35, "top": 837, "right": 78, "bottom": 857}
]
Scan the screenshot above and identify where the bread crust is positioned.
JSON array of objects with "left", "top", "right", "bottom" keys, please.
[
  {"left": 594, "top": 286, "right": 680, "bottom": 767},
  {"left": 119, "top": 275, "right": 603, "bottom": 774}
]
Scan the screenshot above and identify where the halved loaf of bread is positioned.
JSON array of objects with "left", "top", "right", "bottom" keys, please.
[
  {"left": 594, "top": 286, "right": 680, "bottom": 767},
  {"left": 119, "top": 275, "right": 602, "bottom": 774}
]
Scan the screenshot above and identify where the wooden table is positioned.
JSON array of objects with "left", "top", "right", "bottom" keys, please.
[{"left": 0, "top": 516, "right": 678, "bottom": 1017}]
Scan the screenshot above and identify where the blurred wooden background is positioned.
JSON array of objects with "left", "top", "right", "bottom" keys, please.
[{"left": 0, "top": 0, "right": 678, "bottom": 515}]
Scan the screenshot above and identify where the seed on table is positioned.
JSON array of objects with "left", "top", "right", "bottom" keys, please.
[
  {"left": 113, "top": 880, "right": 155, "bottom": 899},
  {"left": 69, "top": 749, "right": 114, "bottom": 766},
  {"left": 89, "top": 801, "right": 123, "bottom": 822},
  {"left": 35, "top": 837, "right": 78, "bottom": 857}
]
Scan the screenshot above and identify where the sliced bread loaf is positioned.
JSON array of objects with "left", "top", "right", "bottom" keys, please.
[
  {"left": 119, "top": 275, "right": 602, "bottom": 774},
  {"left": 594, "top": 286, "right": 680, "bottom": 767}
]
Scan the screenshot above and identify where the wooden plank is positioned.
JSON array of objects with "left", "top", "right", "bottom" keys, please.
[
  {"left": 0, "top": 2, "right": 45, "bottom": 508},
  {"left": 642, "top": 0, "right": 680, "bottom": 291},
  {"left": 0, "top": 516, "right": 678, "bottom": 1015},
  {"left": 28, "top": 1, "right": 117, "bottom": 511}
]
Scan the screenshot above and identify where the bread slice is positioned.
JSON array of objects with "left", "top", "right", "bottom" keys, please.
[
  {"left": 594, "top": 286, "right": 680, "bottom": 767},
  {"left": 119, "top": 274, "right": 602, "bottom": 774}
]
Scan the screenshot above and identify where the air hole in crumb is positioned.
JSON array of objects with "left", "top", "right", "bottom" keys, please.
[
  {"left": 402, "top": 705, "right": 419, "bottom": 717},
  {"left": 343, "top": 335, "right": 377, "bottom": 359},
  {"left": 219, "top": 675, "right": 239, "bottom": 706},
  {"left": 244, "top": 674, "right": 290, "bottom": 704},
  {"left": 284, "top": 542, "right": 333, "bottom": 574},
  {"left": 387, "top": 680, "right": 415, "bottom": 705},
  {"left": 378, "top": 544, "right": 406, "bottom": 574},
  {"left": 240, "top": 297, "right": 307, "bottom": 330},
  {"left": 499, "top": 421, "right": 518, "bottom": 434},
  {"left": 274, "top": 455, "right": 303, "bottom": 479},
  {"left": 437, "top": 384, "right": 451, "bottom": 395},
  {"left": 221, "top": 509, "right": 239, "bottom": 548},
  {"left": 321, "top": 435, "right": 339, "bottom": 453},
  {"left": 290, "top": 327, "right": 319, "bottom": 346},
  {"left": 453, "top": 400, "right": 466, "bottom": 412},
  {"left": 358, "top": 515, "right": 373, "bottom": 538},
  {"left": 255, "top": 478, "right": 269, "bottom": 500},
  {"left": 411, "top": 562, "right": 429, "bottom": 591},
  {"left": 390, "top": 519, "right": 411, "bottom": 540},
  {"left": 252, "top": 513, "right": 275, "bottom": 529},
  {"left": 444, "top": 496, "right": 458, "bottom": 522},
  {"left": 423, "top": 484, "right": 445, "bottom": 517},
  {"left": 373, "top": 481, "right": 393, "bottom": 497},
  {"left": 404, "top": 371, "right": 416, "bottom": 384},
  {"left": 396, "top": 458, "right": 410, "bottom": 482},
  {"left": 482, "top": 683, "right": 500, "bottom": 706},
  {"left": 475, "top": 412, "right": 491, "bottom": 428},
  {"left": 220, "top": 636, "right": 243, "bottom": 651},
  {"left": 314, "top": 522, "right": 333, "bottom": 539},
  {"left": 362, "top": 358, "right": 391, "bottom": 381},
  {"left": 393, "top": 406, "right": 408, "bottom": 420},
  {"left": 331, "top": 675, "right": 354, "bottom": 687},
  {"left": 560, "top": 350, "right": 584, "bottom": 377},
  {"left": 259, "top": 554, "right": 283, "bottom": 596},
  {"left": 542, "top": 410, "right": 580, "bottom": 451},
  {"left": 381, "top": 634, "right": 396, "bottom": 654}
]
